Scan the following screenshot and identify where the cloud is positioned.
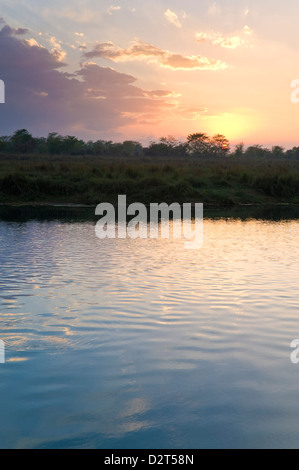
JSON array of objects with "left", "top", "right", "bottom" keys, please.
[
  {"left": 243, "top": 25, "right": 253, "bottom": 36},
  {"left": 162, "top": 53, "right": 227, "bottom": 70},
  {"left": 164, "top": 9, "right": 182, "bottom": 28},
  {"left": 177, "top": 106, "right": 209, "bottom": 119},
  {"left": 0, "top": 21, "right": 175, "bottom": 139},
  {"left": 26, "top": 38, "right": 42, "bottom": 48},
  {"left": 83, "top": 40, "right": 228, "bottom": 71},
  {"left": 49, "top": 36, "right": 67, "bottom": 61},
  {"left": 0, "top": 25, "right": 29, "bottom": 36},
  {"left": 196, "top": 26, "right": 254, "bottom": 49},
  {"left": 107, "top": 5, "right": 121, "bottom": 15},
  {"left": 216, "top": 36, "right": 246, "bottom": 49}
]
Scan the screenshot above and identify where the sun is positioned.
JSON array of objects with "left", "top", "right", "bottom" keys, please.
[{"left": 205, "top": 111, "right": 258, "bottom": 141}]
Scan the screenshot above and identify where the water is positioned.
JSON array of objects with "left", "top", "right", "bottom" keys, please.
[{"left": 0, "top": 207, "right": 298, "bottom": 448}]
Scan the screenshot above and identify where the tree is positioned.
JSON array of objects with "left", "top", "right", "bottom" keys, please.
[
  {"left": 0, "top": 136, "right": 10, "bottom": 152},
  {"left": 91, "top": 140, "right": 108, "bottom": 155},
  {"left": 187, "top": 133, "right": 211, "bottom": 156},
  {"left": 211, "top": 134, "right": 230, "bottom": 156},
  {"left": 245, "top": 144, "right": 271, "bottom": 158},
  {"left": 271, "top": 146, "right": 284, "bottom": 158},
  {"left": 148, "top": 141, "right": 172, "bottom": 156},
  {"left": 160, "top": 135, "right": 178, "bottom": 148},
  {"left": 35, "top": 137, "right": 48, "bottom": 154},
  {"left": 11, "top": 129, "right": 35, "bottom": 153},
  {"left": 234, "top": 142, "right": 244, "bottom": 157},
  {"left": 62, "top": 135, "right": 85, "bottom": 154},
  {"left": 285, "top": 147, "right": 299, "bottom": 159},
  {"left": 121, "top": 140, "right": 143, "bottom": 157},
  {"left": 47, "top": 132, "right": 64, "bottom": 154}
]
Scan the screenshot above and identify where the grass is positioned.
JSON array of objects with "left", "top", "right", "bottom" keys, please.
[{"left": 0, "top": 153, "right": 299, "bottom": 205}]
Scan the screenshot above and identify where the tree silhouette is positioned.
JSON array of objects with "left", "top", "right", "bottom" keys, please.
[
  {"left": 11, "top": 129, "right": 35, "bottom": 153},
  {"left": 187, "top": 133, "right": 211, "bottom": 156}
]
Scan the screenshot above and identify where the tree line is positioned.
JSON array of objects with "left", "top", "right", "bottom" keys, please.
[{"left": 0, "top": 129, "right": 299, "bottom": 159}]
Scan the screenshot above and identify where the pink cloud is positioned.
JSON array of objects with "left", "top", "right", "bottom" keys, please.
[{"left": 0, "top": 21, "right": 176, "bottom": 139}]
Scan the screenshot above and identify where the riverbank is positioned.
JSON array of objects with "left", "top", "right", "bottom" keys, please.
[
  {"left": 0, "top": 153, "right": 298, "bottom": 206},
  {"left": 0, "top": 203, "right": 299, "bottom": 224}
]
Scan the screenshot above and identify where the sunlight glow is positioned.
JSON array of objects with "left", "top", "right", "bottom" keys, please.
[{"left": 205, "top": 112, "right": 258, "bottom": 141}]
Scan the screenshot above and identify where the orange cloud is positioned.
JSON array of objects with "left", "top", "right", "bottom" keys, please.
[
  {"left": 196, "top": 26, "right": 253, "bottom": 49},
  {"left": 162, "top": 53, "right": 227, "bottom": 70},
  {"left": 26, "top": 38, "right": 42, "bottom": 48},
  {"left": 177, "top": 106, "right": 209, "bottom": 119},
  {"left": 49, "top": 35, "right": 66, "bottom": 61},
  {"left": 164, "top": 9, "right": 182, "bottom": 28},
  {"left": 83, "top": 40, "right": 228, "bottom": 71}
]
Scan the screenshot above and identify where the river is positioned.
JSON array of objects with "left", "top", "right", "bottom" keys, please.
[{"left": 0, "top": 206, "right": 298, "bottom": 448}]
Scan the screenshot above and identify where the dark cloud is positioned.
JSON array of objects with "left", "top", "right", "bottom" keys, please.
[
  {"left": 0, "top": 22, "right": 174, "bottom": 139},
  {"left": 0, "top": 24, "right": 29, "bottom": 36}
]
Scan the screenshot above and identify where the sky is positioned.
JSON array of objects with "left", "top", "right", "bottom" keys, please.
[{"left": 1, "top": 0, "right": 299, "bottom": 147}]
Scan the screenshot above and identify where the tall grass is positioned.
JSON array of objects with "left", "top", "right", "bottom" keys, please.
[{"left": 0, "top": 153, "right": 298, "bottom": 205}]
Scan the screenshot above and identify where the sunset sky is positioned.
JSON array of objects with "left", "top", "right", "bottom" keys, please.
[{"left": 1, "top": 0, "right": 299, "bottom": 147}]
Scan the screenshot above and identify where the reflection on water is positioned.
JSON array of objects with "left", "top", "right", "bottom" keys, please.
[{"left": 0, "top": 208, "right": 299, "bottom": 448}]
